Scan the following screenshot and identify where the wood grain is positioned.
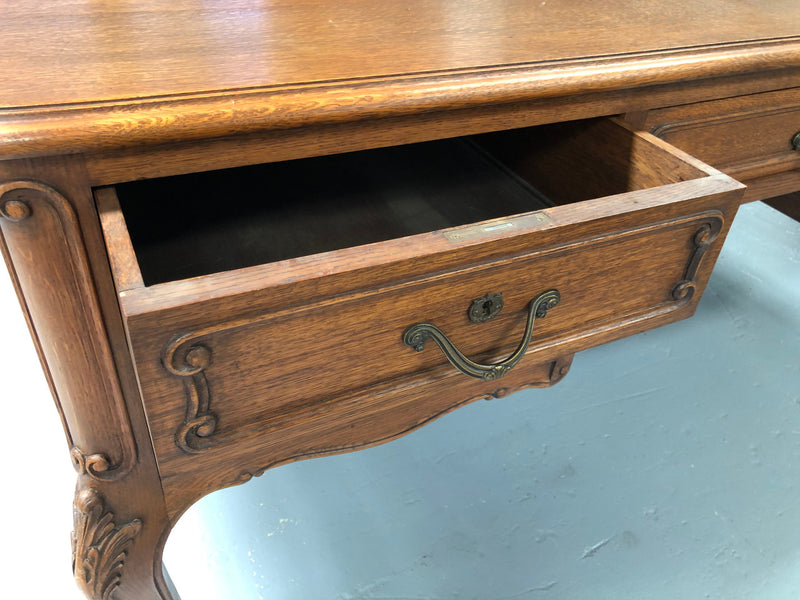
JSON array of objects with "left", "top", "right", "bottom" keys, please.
[
  {"left": 742, "top": 170, "right": 800, "bottom": 202},
  {"left": 474, "top": 119, "right": 705, "bottom": 205},
  {"left": 0, "top": 4, "right": 797, "bottom": 598},
  {"left": 134, "top": 212, "right": 722, "bottom": 463},
  {"left": 4, "top": 0, "right": 799, "bottom": 108},
  {"left": 115, "top": 122, "right": 741, "bottom": 318},
  {"left": 0, "top": 157, "right": 175, "bottom": 600},
  {"left": 96, "top": 120, "right": 744, "bottom": 515},
  {"left": 105, "top": 119, "right": 709, "bottom": 288},
  {"left": 84, "top": 67, "right": 800, "bottom": 186},
  {"left": 1, "top": 1, "right": 799, "bottom": 158},
  {"left": 0, "top": 179, "right": 136, "bottom": 480},
  {"left": 643, "top": 87, "right": 800, "bottom": 198},
  {"left": 157, "top": 353, "right": 575, "bottom": 520},
  {"left": 95, "top": 187, "right": 144, "bottom": 292}
]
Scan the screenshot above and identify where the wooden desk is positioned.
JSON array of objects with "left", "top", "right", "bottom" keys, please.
[{"left": 0, "top": 3, "right": 798, "bottom": 599}]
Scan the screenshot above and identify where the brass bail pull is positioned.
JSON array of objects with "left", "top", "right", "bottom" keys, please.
[{"left": 403, "top": 289, "right": 561, "bottom": 381}]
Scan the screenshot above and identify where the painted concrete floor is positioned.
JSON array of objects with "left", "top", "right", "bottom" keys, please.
[{"left": 1, "top": 201, "right": 798, "bottom": 599}]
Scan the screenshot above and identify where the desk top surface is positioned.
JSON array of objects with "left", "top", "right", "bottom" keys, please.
[
  {"left": 1, "top": 1, "right": 799, "bottom": 157},
  {"left": 2, "top": 0, "right": 799, "bottom": 108}
]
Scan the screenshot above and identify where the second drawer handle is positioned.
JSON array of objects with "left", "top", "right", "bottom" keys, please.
[{"left": 403, "top": 289, "right": 560, "bottom": 381}]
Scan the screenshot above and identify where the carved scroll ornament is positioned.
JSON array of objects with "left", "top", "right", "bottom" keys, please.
[
  {"left": 163, "top": 340, "right": 217, "bottom": 454},
  {"left": 671, "top": 217, "right": 723, "bottom": 302},
  {"left": 71, "top": 447, "right": 116, "bottom": 479}
]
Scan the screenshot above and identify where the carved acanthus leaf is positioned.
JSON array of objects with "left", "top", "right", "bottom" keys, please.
[{"left": 72, "top": 488, "right": 142, "bottom": 600}]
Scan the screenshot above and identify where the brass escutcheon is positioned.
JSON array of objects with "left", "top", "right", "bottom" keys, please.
[{"left": 468, "top": 292, "right": 504, "bottom": 323}]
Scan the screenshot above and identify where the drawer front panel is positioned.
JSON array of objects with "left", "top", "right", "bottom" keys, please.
[
  {"left": 128, "top": 210, "right": 724, "bottom": 479},
  {"left": 644, "top": 88, "right": 800, "bottom": 182}
]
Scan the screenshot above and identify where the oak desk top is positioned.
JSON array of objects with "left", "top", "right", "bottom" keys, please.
[{"left": 2, "top": 0, "right": 800, "bottom": 162}]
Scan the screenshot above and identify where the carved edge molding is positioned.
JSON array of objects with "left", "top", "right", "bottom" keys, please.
[
  {"left": 0, "top": 181, "right": 138, "bottom": 480},
  {"left": 230, "top": 356, "right": 573, "bottom": 487},
  {"left": 671, "top": 216, "right": 724, "bottom": 303},
  {"left": 163, "top": 339, "right": 218, "bottom": 454},
  {"left": 72, "top": 488, "right": 142, "bottom": 600},
  {"left": 3, "top": 36, "right": 800, "bottom": 160},
  {"left": 650, "top": 106, "right": 800, "bottom": 175},
  {"left": 650, "top": 104, "right": 800, "bottom": 139}
]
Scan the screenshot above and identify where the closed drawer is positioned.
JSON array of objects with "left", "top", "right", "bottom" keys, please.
[
  {"left": 97, "top": 118, "right": 743, "bottom": 508},
  {"left": 641, "top": 88, "right": 800, "bottom": 201}
]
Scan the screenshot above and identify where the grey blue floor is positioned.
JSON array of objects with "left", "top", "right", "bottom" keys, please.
[{"left": 164, "top": 202, "right": 800, "bottom": 600}]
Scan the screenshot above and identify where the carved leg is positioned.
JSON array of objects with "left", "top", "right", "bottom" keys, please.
[{"left": 0, "top": 157, "right": 176, "bottom": 599}]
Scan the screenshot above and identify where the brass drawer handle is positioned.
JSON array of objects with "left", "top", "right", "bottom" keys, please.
[{"left": 403, "top": 289, "right": 560, "bottom": 381}]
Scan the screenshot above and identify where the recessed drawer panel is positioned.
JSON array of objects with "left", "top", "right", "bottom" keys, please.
[
  {"left": 642, "top": 88, "right": 800, "bottom": 201},
  {"left": 97, "top": 118, "right": 744, "bottom": 508}
]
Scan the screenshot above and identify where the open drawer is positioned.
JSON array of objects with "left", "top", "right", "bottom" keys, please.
[{"left": 97, "top": 118, "right": 744, "bottom": 509}]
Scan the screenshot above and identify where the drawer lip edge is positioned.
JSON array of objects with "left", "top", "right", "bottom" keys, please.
[
  {"left": 116, "top": 174, "right": 743, "bottom": 318},
  {"left": 94, "top": 118, "right": 746, "bottom": 317}
]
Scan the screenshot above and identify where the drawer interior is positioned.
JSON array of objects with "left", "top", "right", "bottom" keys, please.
[{"left": 100, "top": 118, "right": 706, "bottom": 288}]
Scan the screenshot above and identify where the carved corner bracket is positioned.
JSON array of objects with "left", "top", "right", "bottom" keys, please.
[
  {"left": 163, "top": 339, "right": 218, "bottom": 454},
  {"left": 72, "top": 488, "right": 142, "bottom": 600},
  {"left": 671, "top": 216, "right": 724, "bottom": 303}
]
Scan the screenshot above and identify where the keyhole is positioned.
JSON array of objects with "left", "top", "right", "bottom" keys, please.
[{"left": 469, "top": 292, "right": 504, "bottom": 323}]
